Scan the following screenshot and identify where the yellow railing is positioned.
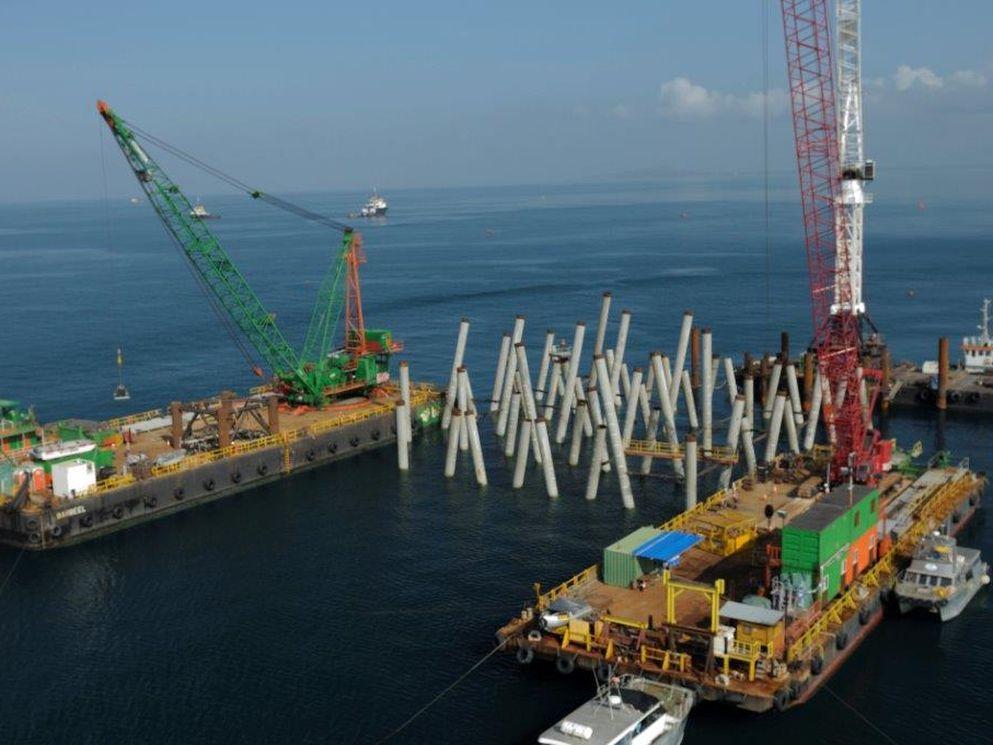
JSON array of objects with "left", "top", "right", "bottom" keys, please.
[
  {"left": 716, "top": 638, "right": 770, "bottom": 681},
  {"left": 701, "top": 445, "right": 738, "bottom": 464},
  {"left": 625, "top": 440, "right": 682, "bottom": 458},
  {"left": 85, "top": 473, "right": 137, "bottom": 496},
  {"left": 102, "top": 409, "right": 163, "bottom": 429},
  {"left": 787, "top": 471, "right": 982, "bottom": 661},
  {"left": 535, "top": 565, "right": 598, "bottom": 611},
  {"left": 640, "top": 646, "right": 691, "bottom": 673}
]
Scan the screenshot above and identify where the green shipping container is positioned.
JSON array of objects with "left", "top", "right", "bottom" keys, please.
[
  {"left": 602, "top": 526, "right": 661, "bottom": 588},
  {"left": 781, "top": 484, "right": 878, "bottom": 603},
  {"left": 364, "top": 329, "right": 393, "bottom": 350},
  {"left": 0, "top": 459, "right": 13, "bottom": 497}
]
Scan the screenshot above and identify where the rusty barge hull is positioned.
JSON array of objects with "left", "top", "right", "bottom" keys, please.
[
  {"left": 0, "top": 387, "right": 441, "bottom": 551},
  {"left": 496, "top": 462, "right": 984, "bottom": 713}
]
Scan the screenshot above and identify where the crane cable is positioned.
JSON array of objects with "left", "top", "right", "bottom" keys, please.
[
  {"left": 762, "top": 0, "right": 772, "bottom": 341},
  {"left": 122, "top": 121, "right": 353, "bottom": 234}
]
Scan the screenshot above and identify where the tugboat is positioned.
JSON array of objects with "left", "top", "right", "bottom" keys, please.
[
  {"left": 894, "top": 532, "right": 989, "bottom": 622},
  {"left": 961, "top": 298, "right": 993, "bottom": 373},
  {"left": 189, "top": 198, "right": 219, "bottom": 220},
  {"left": 538, "top": 675, "right": 693, "bottom": 745},
  {"left": 359, "top": 192, "right": 388, "bottom": 218}
]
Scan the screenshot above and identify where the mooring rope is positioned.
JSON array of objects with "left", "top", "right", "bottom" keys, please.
[
  {"left": 374, "top": 636, "right": 511, "bottom": 743},
  {"left": 823, "top": 684, "right": 901, "bottom": 745}
]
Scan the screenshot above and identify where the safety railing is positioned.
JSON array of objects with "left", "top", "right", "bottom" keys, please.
[
  {"left": 624, "top": 440, "right": 682, "bottom": 459},
  {"left": 102, "top": 409, "right": 163, "bottom": 429},
  {"left": 640, "top": 646, "right": 691, "bottom": 673},
  {"left": 701, "top": 445, "right": 738, "bottom": 464},
  {"left": 85, "top": 473, "right": 137, "bottom": 496},
  {"left": 535, "top": 565, "right": 598, "bottom": 611}
]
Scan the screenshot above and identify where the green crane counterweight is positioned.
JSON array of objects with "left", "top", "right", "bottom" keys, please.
[{"left": 97, "top": 100, "right": 398, "bottom": 407}]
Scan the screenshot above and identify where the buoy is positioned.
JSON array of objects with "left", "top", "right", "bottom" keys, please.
[{"left": 113, "top": 347, "right": 131, "bottom": 401}]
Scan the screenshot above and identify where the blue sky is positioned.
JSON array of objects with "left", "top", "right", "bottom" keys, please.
[{"left": 1, "top": 0, "right": 991, "bottom": 201}]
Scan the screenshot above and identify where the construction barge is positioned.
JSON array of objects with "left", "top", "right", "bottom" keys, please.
[
  {"left": 497, "top": 452, "right": 984, "bottom": 713},
  {"left": 0, "top": 386, "right": 441, "bottom": 550}
]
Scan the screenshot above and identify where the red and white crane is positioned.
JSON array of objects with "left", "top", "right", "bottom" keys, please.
[{"left": 780, "top": 0, "right": 890, "bottom": 482}]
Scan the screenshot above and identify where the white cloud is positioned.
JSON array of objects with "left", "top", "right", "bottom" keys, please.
[
  {"left": 658, "top": 77, "right": 787, "bottom": 120},
  {"left": 894, "top": 65, "right": 943, "bottom": 91},
  {"left": 892, "top": 65, "right": 987, "bottom": 92}
]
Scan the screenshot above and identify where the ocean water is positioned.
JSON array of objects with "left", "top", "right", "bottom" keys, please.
[{"left": 1, "top": 174, "right": 991, "bottom": 744}]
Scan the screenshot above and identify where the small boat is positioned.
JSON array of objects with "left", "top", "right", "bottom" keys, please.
[
  {"left": 539, "top": 597, "right": 593, "bottom": 631},
  {"left": 538, "top": 675, "right": 694, "bottom": 745},
  {"left": 961, "top": 298, "right": 993, "bottom": 373},
  {"left": 129, "top": 196, "right": 141, "bottom": 205},
  {"left": 359, "top": 192, "right": 388, "bottom": 218},
  {"left": 189, "top": 199, "right": 219, "bottom": 220},
  {"left": 894, "top": 532, "right": 989, "bottom": 622}
]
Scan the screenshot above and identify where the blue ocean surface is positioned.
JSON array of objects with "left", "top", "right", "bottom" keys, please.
[{"left": 1, "top": 172, "right": 991, "bottom": 743}]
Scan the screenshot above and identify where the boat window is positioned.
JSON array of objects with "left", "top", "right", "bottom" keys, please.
[
  {"left": 928, "top": 575, "right": 940, "bottom": 586},
  {"left": 904, "top": 572, "right": 917, "bottom": 583},
  {"left": 940, "top": 577, "right": 952, "bottom": 587}
]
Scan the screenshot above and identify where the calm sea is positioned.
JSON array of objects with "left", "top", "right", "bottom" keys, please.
[{"left": 1, "top": 173, "right": 991, "bottom": 743}]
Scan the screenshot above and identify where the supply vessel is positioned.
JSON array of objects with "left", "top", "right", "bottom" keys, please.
[{"left": 0, "top": 101, "right": 442, "bottom": 550}]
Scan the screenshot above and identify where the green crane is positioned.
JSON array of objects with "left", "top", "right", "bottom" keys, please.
[{"left": 97, "top": 100, "right": 397, "bottom": 407}]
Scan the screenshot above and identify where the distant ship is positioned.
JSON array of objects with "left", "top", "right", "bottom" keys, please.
[
  {"left": 189, "top": 199, "right": 219, "bottom": 220},
  {"left": 129, "top": 197, "right": 141, "bottom": 205},
  {"left": 359, "top": 192, "right": 388, "bottom": 218}
]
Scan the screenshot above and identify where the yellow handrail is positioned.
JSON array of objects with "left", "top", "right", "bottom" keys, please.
[
  {"left": 103, "top": 408, "right": 163, "bottom": 429},
  {"left": 535, "top": 565, "right": 598, "bottom": 611}
]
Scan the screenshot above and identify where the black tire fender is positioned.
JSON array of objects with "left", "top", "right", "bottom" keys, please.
[
  {"left": 174, "top": 487, "right": 186, "bottom": 501},
  {"left": 25, "top": 518, "right": 39, "bottom": 532},
  {"left": 349, "top": 436, "right": 360, "bottom": 448},
  {"left": 203, "top": 478, "right": 215, "bottom": 491},
  {"left": 231, "top": 471, "right": 242, "bottom": 484},
  {"left": 51, "top": 524, "right": 64, "bottom": 539},
  {"left": 144, "top": 497, "right": 158, "bottom": 509},
  {"left": 835, "top": 629, "right": 849, "bottom": 650},
  {"left": 257, "top": 463, "right": 269, "bottom": 477},
  {"left": 28, "top": 532, "right": 41, "bottom": 544},
  {"left": 810, "top": 655, "right": 824, "bottom": 676},
  {"left": 516, "top": 645, "right": 534, "bottom": 666},
  {"left": 327, "top": 442, "right": 338, "bottom": 454},
  {"left": 306, "top": 449, "right": 316, "bottom": 462},
  {"left": 949, "top": 390, "right": 962, "bottom": 404},
  {"left": 952, "top": 511, "right": 961, "bottom": 524},
  {"left": 112, "top": 506, "right": 124, "bottom": 520},
  {"left": 968, "top": 391, "right": 981, "bottom": 404},
  {"left": 858, "top": 605, "right": 872, "bottom": 625},
  {"left": 80, "top": 514, "right": 93, "bottom": 528},
  {"left": 774, "top": 687, "right": 791, "bottom": 712},
  {"left": 370, "top": 429, "right": 381, "bottom": 441},
  {"left": 555, "top": 654, "right": 576, "bottom": 675}
]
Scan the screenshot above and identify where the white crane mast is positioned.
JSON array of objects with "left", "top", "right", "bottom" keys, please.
[{"left": 834, "top": 0, "right": 872, "bottom": 317}]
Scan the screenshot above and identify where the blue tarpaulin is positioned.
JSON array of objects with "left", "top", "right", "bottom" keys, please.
[{"left": 633, "top": 530, "right": 701, "bottom": 564}]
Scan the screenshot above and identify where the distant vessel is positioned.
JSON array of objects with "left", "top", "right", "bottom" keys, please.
[
  {"left": 129, "top": 196, "right": 141, "bottom": 205},
  {"left": 961, "top": 298, "right": 993, "bottom": 373},
  {"left": 359, "top": 192, "right": 388, "bottom": 218},
  {"left": 189, "top": 199, "right": 219, "bottom": 220},
  {"left": 538, "top": 675, "right": 693, "bottom": 745},
  {"left": 894, "top": 532, "right": 988, "bottom": 622}
]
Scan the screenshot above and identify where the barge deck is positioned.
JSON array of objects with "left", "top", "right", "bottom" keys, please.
[{"left": 497, "top": 456, "right": 984, "bottom": 712}]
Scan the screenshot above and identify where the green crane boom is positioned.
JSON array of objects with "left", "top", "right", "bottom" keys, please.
[{"left": 97, "top": 100, "right": 393, "bottom": 406}]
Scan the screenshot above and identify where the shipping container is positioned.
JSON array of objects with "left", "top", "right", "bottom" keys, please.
[
  {"left": 781, "top": 485, "right": 879, "bottom": 603},
  {"left": 602, "top": 526, "right": 661, "bottom": 588}
]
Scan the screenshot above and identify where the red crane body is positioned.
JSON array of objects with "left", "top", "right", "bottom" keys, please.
[{"left": 780, "top": 0, "right": 889, "bottom": 481}]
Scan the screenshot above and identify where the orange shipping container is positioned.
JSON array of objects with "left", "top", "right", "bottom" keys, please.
[{"left": 845, "top": 523, "right": 878, "bottom": 585}]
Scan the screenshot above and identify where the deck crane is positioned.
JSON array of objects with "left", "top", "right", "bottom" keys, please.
[
  {"left": 779, "top": 1, "right": 890, "bottom": 482},
  {"left": 97, "top": 100, "right": 398, "bottom": 408}
]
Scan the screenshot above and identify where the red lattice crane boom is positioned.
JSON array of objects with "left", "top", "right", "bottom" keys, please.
[{"left": 780, "top": 0, "right": 887, "bottom": 481}]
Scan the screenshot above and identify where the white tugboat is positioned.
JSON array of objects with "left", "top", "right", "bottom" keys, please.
[
  {"left": 538, "top": 675, "right": 693, "bottom": 745},
  {"left": 359, "top": 192, "right": 388, "bottom": 217},
  {"left": 961, "top": 298, "right": 993, "bottom": 373},
  {"left": 894, "top": 532, "right": 989, "bottom": 622},
  {"left": 189, "top": 198, "right": 219, "bottom": 220}
]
